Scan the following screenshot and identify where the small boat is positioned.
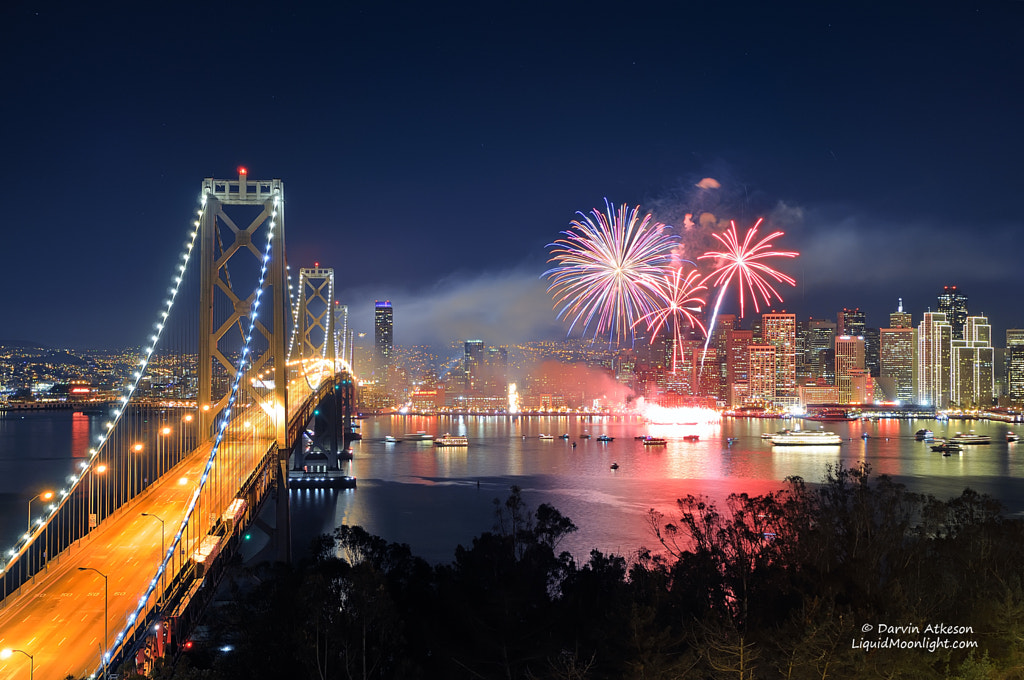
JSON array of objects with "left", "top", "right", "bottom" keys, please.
[
  {"left": 642, "top": 437, "right": 667, "bottom": 446},
  {"left": 384, "top": 435, "right": 400, "bottom": 443},
  {"left": 597, "top": 435, "right": 614, "bottom": 442},
  {"left": 406, "top": 431, "right": 434, "bottom": 442},
  {"left": 932, "top": 442, "right": 962, "bottom": 453},
  {"left": 560, "top": 434, "right": 570, "bottom": 440},
  {"left": 435, "top": 434, "right": 469, "bottom": 447},
  {"left": 915, "top": 429, "right": 934, "bottom": 441},
  {"left": 539, "top": 434, "right": 555, "bottom": 440},
  {"left": 1008, "top": 432, "right": 1020, "bottom": 442},
  {"left": 727, "top": 437, "right": 738, "bottom": 445},
  {"left": 861, "top": 433, "right": 871, "bottom": 439},
  {"left": 682, "top": 434, "right": 700, "bottom": 442},
  {"left": 580, "top": 434, "right": 591, "bottom": 439},
  {"left": 950, "top": 432, "right": 992, "bottom": 445},
  {"left": 610, "top": 462, "right": 619, "bottom": 470}
]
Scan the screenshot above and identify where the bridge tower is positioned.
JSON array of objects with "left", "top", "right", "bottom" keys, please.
[{"left": 197, "top": 168, "right": 290, "bottom": 556}]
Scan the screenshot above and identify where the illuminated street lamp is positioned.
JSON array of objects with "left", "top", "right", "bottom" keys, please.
[
  {"left": 77, "top": 566, "right": 108, "bottom": 678},
  {"left": 27, "top": 491, "right": 53, "bottom": 534},
  {"left": 0, "top": 648, "right": 33, "bottom": 680}
]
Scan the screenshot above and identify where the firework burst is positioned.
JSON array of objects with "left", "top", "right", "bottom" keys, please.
[
  {"left": 699, "top": 218, "right": 798, "bottom": 318},
  {"left": 634, "top": 267, "right": 708, "bottom": 372},
  {"left": 545, "top": 199, "right": 677, "bottom": 344}
]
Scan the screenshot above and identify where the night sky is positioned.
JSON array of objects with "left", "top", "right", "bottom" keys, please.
[{"left": 4, "top": 2, "right": 1024, "bottom": 350}]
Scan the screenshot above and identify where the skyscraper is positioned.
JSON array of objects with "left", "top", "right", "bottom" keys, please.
[
  {"left": 937, "top": 285, "right": 968, "bottom": 340},
  {"left": 748, "top": 345, "right": 776, "bottom": 405},
  {"left": 918, "top": 312, "right": 952, "bottom": 408},
  {"left": 838, "top": 307, "right": 866, "bottom": 337},
  {"left": 834, "top": 335, "right": 865, "bottom": 404},
  {"left": 890, "top": 298, "right": 912, "bottom": 329},
  {"left": 374, "top": 300, "right": 393, "bottom": 368},
  {"left": 880, "top": 326, "right": 915, "bottom": 403},
  {"left": 762, "top": 312, "right": 797, "bottom": 402},
  {"left": 1007, "top": 330, "right": 1024, "bottom": 405},
  {"left": 951, "top": 316, "right": 993, "bottom": 407}
]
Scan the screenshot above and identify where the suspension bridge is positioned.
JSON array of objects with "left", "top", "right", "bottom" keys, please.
[{"left": 0, "top": 171, "right": 358, "bottom": 679}]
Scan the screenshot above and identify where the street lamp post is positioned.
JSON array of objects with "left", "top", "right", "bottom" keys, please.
[
  {"left": 78, "top": 566, "right": 108, "bottom": 678},
  {"left": 141, "top": 512, "right": 166, "bottom": 605},
  {"left": 27, "top": 491, "right": 52, "bottom": 575},
  {"left": 0, "top": 648, "right": 33, "bottom": 680}
]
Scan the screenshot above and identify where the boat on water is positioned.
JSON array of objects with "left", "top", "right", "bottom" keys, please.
[
  {"left": 539, "top": 434, "right": 555, "bottom": 440},
  {"left": 384, "top": 435, "right": 400, "bottom": 443},
  {"left": 682, "top": 434, "right": 700, "bottom": 442},
  {"left": 406, "top": 431, "right": 435, "bottom": 442},
  {"left": 580, "top": 434, "right": 591, "bottom": 439},
  {"left": 641, "top": 437, "right": 667, "bottom": 446},
  {"left": 1008, "top": 432, "right": 1020, "bottom": 442},
  {"left": 435, "top": 434, "right": 469, "bottom": 447},
  {"left": 762, "top": 429, "right": 790, "bottom": 440},
  {"left": 950, "top": 432, "right": 992, "bottom": 445},
  {"left": 597, "top": 435, "right": 614, "bottom": 442},
  {"left": 932, "top": 442, "right": 963, "bottom": 453},
  {"left": 805, "top": 409, "right": 856, "bottom": 422},
  {"left": 560, "top": 434, "right": 570, "bottom": 440},
  {"left": 771, "top": 430, "right": 842, "bottom": 446},
  {"left": 915, "top": 429, "right": 934, "bottom": 441},
  {"left": 610, "top": 462, "right": 619, "bottom": 470}
]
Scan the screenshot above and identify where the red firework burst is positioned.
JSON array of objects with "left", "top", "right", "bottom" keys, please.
[{"left": 698, "top": 218, "right": 798, "bottom": 318}]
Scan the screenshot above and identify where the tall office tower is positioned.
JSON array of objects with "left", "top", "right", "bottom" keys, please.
[
  {"left": 880, "top": 327, "right": 916, "bottom": 403},
  {"left": 937, "top": 285, "right": 968, "bottom": 340},
  {"left": 951, "top": 316, "right": 994, "bottom": 407},
  {"left": 762, "top": 312, "right": 797, "bottom": 400},
  {"left": 803, "top": 318, "right": 837, "bottom": 382},
  {"left": 1006, "top": 330, "right": 1024, "bottom": 405},
  {"left": 726, "top": 329, "right": 754, "bottom": 405},
  {"left": 747, "top": 344, "right": 777, "bottom": 405},
  {"left": 712, "top": 314, "right": 737, "bottom": 401},
  {"left": 890, "top": 298, "right": 912, "bottom": 329},
  {"left": 838, "top": 307, "right": 866, "bottom": 337},
  {"left": 464, "top": 339, "right": 486, "bottom": 391},
  {"left": 918, "top": 312, "right": 952, "bottom": 408},
  {"left": 334, "top": 302, "right": 349, "bottom": 366},
  {"left": 834, "top": 335, "right": 866, "bottom": 404},
  {"left": 374, "top": 300, "right": 394, "bottom": 368},
  {"left": 864, "top": 328, "right": 880, "bottom": 377}
]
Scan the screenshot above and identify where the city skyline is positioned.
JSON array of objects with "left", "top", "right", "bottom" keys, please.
[{"left": 4, "top": 3, "right": 1024, "bottom": 349}]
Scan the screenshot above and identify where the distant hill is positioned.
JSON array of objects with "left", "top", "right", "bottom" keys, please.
[{"left": 0, "top": 340, "right": 48, "bottom": 349}]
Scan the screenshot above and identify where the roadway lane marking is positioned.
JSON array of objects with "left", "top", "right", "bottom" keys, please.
[{"left": 58, "top": 636, "right": 67, "bottom": 646}]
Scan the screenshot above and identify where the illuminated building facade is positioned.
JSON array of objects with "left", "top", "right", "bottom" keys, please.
[
  {"left": 918, "top": 312, "right": 952, "bottom": 408},
  {"left": 747, "top": 344, "right": 776, "bottom": 405},
  {"left": 880, "top": 327, "right": 915, "bottom": 403},
  {"left": 762, "top": 312, "right": 797, "bottom": 401},
  {"left": 1007, "top": 329, "right": 1024, "bottom": 405},
  {"left": 937, "top": 285, "right": 968, "bottom": 340},
  {"left": 951, "top": 315, "right": 993, "bottom": 407},
  {"left": 890, "top": 298, "right": 912, "bottom": 329},
  {"left": 838, "top": 307, "right": 866, "bottom": 337},
  {"left": 726, "top": 329, "right": 754, "bottom": 406},
  {"left": 834, "top": 335, "right": 865, "bottom": 404},
  {"left": 802, "top": 318, "right": 837, "bottom": 382},
  {"left": 374, "top": 300, "right": 393, "bottom": 367}
]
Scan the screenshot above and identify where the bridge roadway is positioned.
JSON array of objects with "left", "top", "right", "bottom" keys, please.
[{"left": 0, "top": 435, "right": 276, "bottom": 679}]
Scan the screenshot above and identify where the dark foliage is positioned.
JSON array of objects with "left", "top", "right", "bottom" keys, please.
[{"left": 156, "top": 466, "right": 1024, "bottom": 680}]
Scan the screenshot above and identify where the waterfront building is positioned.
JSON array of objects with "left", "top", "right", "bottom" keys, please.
[
  {"left": 918, "top": 312, "right": 952, "bottom": 408},
  {"left": 835, "top": 335, "right": 865, "bottom": 404},
  {"left": 726, "top": 329, "right": 754, "bottom": 406},
  {"left": 747, "top": 344, "right": 776, "bottom": 406},
  {"left": 879, "top": 326, "right": 916, "bottom": 403},
  {"left": 762, "top": 312, "right": 797, "bottom": 400},
  {"left": 848, "top": 368, "right": 874, "bottom": 404},
  {"left": 799, "top": 380, "right": 838, "bottom": 405},
  {"left": 951, "top": 315, "right": 993, "bottom": 407},
  {"left": 937, "top": 285, "right": 968, "bottom": 340}
]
